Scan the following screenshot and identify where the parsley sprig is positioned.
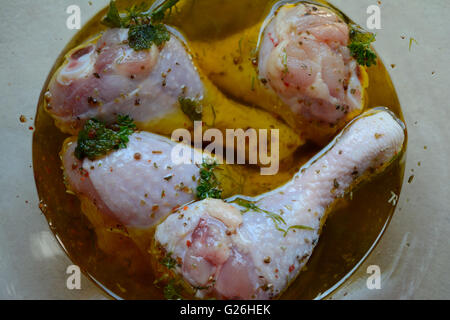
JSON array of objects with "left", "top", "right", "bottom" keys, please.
[
  {"left": 101, "top": 0, "right": 179, "bottom": 51},
  {"left": 74, "top": 115, "right": 136, "bottom": 160},
  {"left": 348, "top": 25, "right": 377, "bottom": 67},
  {"left": 128, "top": 23, "right": 170, "bottom": 50},
  {"left": 196, "top": 160, "right": 222, "bottom": 200}
]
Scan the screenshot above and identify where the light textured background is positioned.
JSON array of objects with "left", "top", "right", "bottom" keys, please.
[{"left": 0, "top": 0, "right": 448, "bottom": 299}]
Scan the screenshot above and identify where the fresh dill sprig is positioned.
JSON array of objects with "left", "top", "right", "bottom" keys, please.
[
  {"left": 151, "top": 0, "right": 179, "bottom": 22},
  {"left": 283, "top": 224, "right": 315, "bottom": 237},
  {"left": 163, "top": 280, "right": 183, "bottom": 300},
  {"left": 232, "top": 198, "right": 314, "bottom": 237},
  {"left": 409, "top": 37, "right": 418, "bottom": 51},
  {"left": 160, "top": 252, "right": 178, "bottom": 270}
]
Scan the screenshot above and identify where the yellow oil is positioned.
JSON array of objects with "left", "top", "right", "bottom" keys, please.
[{"left": 33, "top": 0, "right": 406, "bottom": 299}]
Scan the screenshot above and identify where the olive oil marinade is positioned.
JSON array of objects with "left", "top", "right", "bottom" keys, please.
[{"left": 33, "top": 0, "right": 406, "bottom": 299}]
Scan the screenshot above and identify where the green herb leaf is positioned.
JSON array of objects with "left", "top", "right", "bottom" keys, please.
[
  {"left": 409, "top": 37, "right": 418, "bottom": 51},
  {"left": 233, "top": 198, "right": 259, "bottom": 213},
  {"left": 348, "top": 26, "right": 377, "bottom": 67},
  {"left": 102, "top": 1, "right": 152, "bottom": 28},
  {"left": 124, "top": 2, "right": 151, "bottom": 26},
  {"left": 163, "top": 280, "right": 183, "bottom": 300},
  {"left": 233, "top": 198, "right": 286, "bottom": 233},
  {"left": 283, "top": 225, "right": 315, "bottom": 237},
  {"left": 74, "top": 115, "right": 136, "bottom": 160},
  {"left": 128, "top": 23, "right": 170, "bottom": 50},
  {"left": 151, "top": 0, "right": 179, "bottom": 22},
  {"left": 197, "top": 160, "right": 222, "bottom": 200},
  {"left": 193, "top": 279, "right": 216, "bottom": 291},
  {"left": 101, "top": 0, "right": 123, "bottom": 28},
  {"left": 160, "top": 252, "right": 177, "bottom": 270},
  {"left": 102, "top": 0, "right": 180, "bottom": 51},
  {"left": 179, "top": 97, "right": 202, "bottom": 122},
  {"left": 232, "top": 198, "right": 314, "bottom": 237}
]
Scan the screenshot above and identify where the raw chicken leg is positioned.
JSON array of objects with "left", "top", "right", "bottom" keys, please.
[
  {"left": 189, "top": 2, "right": 367, "bottom": 143},
  {"left": 61, "top": 131, "right": 204, "bottom": 228},
  {"left": 259, "top": 3, "right": 365, "bottom": 125},
  {"left": 46, "top": 28, "right": 203, "bottom": 135},
  {"left": 155, "top": 109, "right": 405, "bottom": 299}
]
